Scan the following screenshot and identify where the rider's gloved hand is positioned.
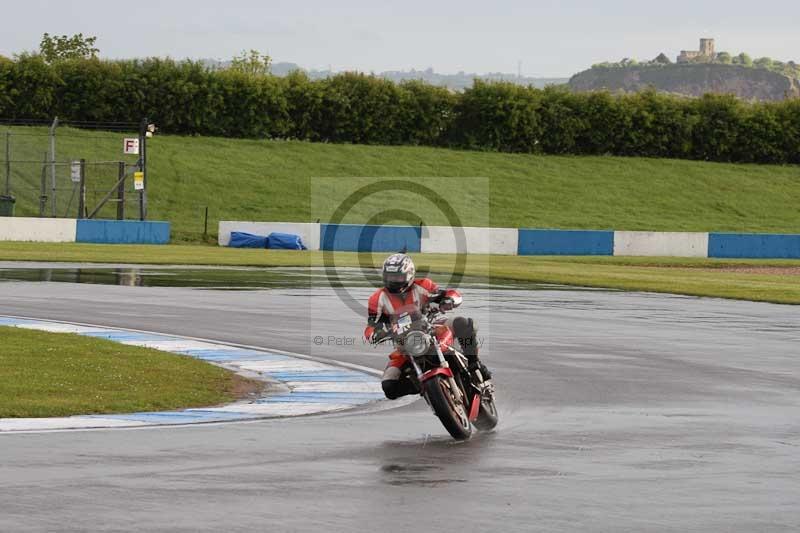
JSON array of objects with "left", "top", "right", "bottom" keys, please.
[
  {"left": 364, "top": 325, "right": 376, "bottom": 343},
  {"left": 373, "top": 327, "right": 389, "bottom": 344},
  {"left": 439, "top": 297, "right": 455, "bottom": 311},
  {"left": 364, "top": 325, "right": 387, "bottom": 344}
]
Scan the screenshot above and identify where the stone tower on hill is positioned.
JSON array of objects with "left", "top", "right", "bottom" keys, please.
[{"left": 677, "top": 38, "right": 715, "bottom": 63}]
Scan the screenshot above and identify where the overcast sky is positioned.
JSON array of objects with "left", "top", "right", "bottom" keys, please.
[{"left": 3, "top": 0, "right": 798, "bottom": 77}]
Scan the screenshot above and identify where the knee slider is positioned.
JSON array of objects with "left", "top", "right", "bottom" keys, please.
[{"left": 382, "top": 380, "right": 402, "bottom": 400}]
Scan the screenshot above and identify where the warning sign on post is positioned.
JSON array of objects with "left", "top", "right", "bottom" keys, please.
[
  {"left": 133, "top": 171, "right": 144, "bottom": 191},
  {"left": 123, "top": 138, "right": 140, "bottom": 155},
  {"left": 70, "top": 161, "right": 81, "bottom": 183}
]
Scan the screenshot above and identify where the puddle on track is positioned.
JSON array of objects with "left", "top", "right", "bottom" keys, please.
[{"left": 0, "top": 264, "right": 605, "bottom": 293}]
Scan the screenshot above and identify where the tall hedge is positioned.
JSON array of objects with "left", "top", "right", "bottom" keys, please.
[{"left": 0, "top": 56, "right": 798, "bottom": 164}]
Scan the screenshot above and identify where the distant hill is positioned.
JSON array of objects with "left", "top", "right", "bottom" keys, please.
[
  {"left": 206, "top": 60, "right": 567, "bottom": 90},
  {"left": 361, "top": 68, "right": 567, "bottom": 91},
  {"left": 569, "top": 63, "right": 800, "bottom": 101}
]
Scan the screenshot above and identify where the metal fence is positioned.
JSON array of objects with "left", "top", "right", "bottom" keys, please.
[{"left": 1, "top": 118, "right": 149, "bottom": 220}]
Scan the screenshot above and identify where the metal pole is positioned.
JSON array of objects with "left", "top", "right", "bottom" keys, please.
[
  {"left": 138, "top": 118, "right": 146, "bottom": 221},
  {"left": 49, "top": 117, "right": 59, "bottom": 217},
  {"left": 142, "top": 117, "right": 148, "bottom": 220},
  {"left": 77, "top": 159, "right": 86, "bottom": 219},
  {"left": 117, "top": 162, "right": 126, "bottom": 220},
  {"left": 39, "top": 152, "right": 48, "bottom": 217},
  {"left": 4, "top": 132, "right": 10, "bottom": 197},
  {"left": 203, "top": 206, "right": 209, "bottom": 240}
]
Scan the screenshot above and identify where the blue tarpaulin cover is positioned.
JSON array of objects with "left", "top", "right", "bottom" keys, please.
[
  {"left": 229, "top": 232, "right": 268, "bottom": 248},
  {"left": 268, "top": 232, "right": 307, "bottom": 250}
]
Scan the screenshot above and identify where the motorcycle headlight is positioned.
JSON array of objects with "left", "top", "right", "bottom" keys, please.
[{"left": 403, "top": 331, "right": 430, "bottom": 357}]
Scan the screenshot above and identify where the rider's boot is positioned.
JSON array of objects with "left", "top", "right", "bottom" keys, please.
[
  {"left": 468, "top": 357, "right": 492, "bottom": 381},
  {"left": 462, "top": 336, "right": 492, "bottom": 381}
]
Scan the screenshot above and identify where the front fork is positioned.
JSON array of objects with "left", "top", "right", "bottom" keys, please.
[
  {"left": 413, "top": 339, "right": 467, "bottom": 409},
  {"left": 409, "top": 337, "right": 448, "bottom": 379}
]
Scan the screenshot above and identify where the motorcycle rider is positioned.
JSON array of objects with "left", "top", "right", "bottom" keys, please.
[{"left": 363, "top": 253, "right": 491, "bottom": 400}]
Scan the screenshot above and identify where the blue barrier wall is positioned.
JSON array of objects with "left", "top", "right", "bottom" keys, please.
[
  {"left": 216, "top": 221, "right": 800, "bottom": 258},
  {"left": 518, "top": 229, "right": 614, "bottom": 255},
  {"left": 76, "top": 220, "right": 171, "bottom": 244},
  {"left": 320, "top": 224, "right": 421, "bottom": 252},
  {"left": 708, "top": 233, "right": 800, "bottom": 259}
]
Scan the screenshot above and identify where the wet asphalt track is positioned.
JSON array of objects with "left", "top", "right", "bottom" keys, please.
[{"left": 1, "top": 265, "right": 799, "bottom": 532}]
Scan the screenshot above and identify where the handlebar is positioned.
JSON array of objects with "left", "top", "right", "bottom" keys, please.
[
  {"left": 370, "top": 304, "right": 449, "bottom": 347},
  {"left": 372, "top": 326, "right": 392, "bottom": 344}
]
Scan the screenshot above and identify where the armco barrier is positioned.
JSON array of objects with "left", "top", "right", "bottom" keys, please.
[
  {"left": 0, "top": 217, "right": 77, "bottom": 242},
  {"left": 421, "top": 226, "right": 518, "bottom": 255},
  {"left": 321, "top": 224, "right": 421, "bottom": 252},
  {"left": 708, "top": 233, "right": 800, "bottom": 259},
  {"left": 518, "top": 229, "right": 614, "bottom": 255},
  {"left": 218, "top": 221, "right": 320, "bottom": 250},
  {"left": 614, "top": 231, "right": 709, "bottom": 257},
  {"left": 75, "top": 220, "right": 170, "bottom": 244}
]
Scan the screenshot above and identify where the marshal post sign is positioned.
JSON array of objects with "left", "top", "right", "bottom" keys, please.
[{"left": 123, "top": 138, "right": 140, "bottom": 155}]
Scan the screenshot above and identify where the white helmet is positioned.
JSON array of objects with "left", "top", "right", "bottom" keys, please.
[{"left": 382, "top": 254, "right": 415, "bottom": 293}]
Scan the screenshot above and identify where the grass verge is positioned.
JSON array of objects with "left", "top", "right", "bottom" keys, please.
[
  {"left": 4, "top": 126, "right": 799, "bottom": 241},
  {"left": 0, "top": 326, "right": 259, "bottom": 418},
  {"left": 0, "top": 242, "right": 798, "bottom": 305}
]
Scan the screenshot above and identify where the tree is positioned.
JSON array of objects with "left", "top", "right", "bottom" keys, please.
[
  {"left": 39, "top": 33, "right": 98, "bottom": 63},
  {"left": 716, "top": 52, "right": 732, "bottom": 64},
  {"left": 654, "top": 53, "right": 672, "bottom": 65},
  {"left": 229, "top": 49, "right": 272, "bottom": 76},
  {"left": 754, "top": 57, "right": 774, "bottom": 69},
  {"left": 733, "top": 53, "right": 753, "bottom": 67}
]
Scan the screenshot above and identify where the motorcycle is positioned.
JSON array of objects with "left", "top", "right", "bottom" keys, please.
[{"left": 377, "top": 304, "right": 498, "bottom": 440}]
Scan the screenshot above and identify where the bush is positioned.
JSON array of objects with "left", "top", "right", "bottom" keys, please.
[
  {"left": 4, "top": 54, "right": 59, "bottom": 119},
  {"left": 396, "top": 80, "right": 456, "bottom": 146},
  {"left": 450, "top": 80, "right": 544, "bottom": 152},
  {"left": 1, "top": 56, "right": 799, "bottom": 164}
]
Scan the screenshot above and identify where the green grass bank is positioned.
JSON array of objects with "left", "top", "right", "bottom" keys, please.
[
  {"left": 3, "top": 126, "right": 799, "bottom": 241},
  {"left": 0, "top": 326, "right": 257, "bottom": 418}
]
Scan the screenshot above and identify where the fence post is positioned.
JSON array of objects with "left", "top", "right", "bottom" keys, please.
[
  {"left": 49, "top": 117, "right": 58, "bottom": 218},
  {"left": 77, "top": 159, "right": 86, "bottom": 219},
  {"left": 39, "top": 152, "right": 48, "bottom": 217},
  {"left": 117, "top": 162, "right": 126, "bottom": 220},
  {"left": 138, "top": 118, "right": 147, "bottom": 221},
  {"left": 4, "top": 132, "right": 10, "bottom": 197}
]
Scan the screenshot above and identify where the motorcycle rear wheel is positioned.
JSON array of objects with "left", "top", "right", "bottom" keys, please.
[{"left": 423, "top": 376, "right": 472, "bottom": 440}]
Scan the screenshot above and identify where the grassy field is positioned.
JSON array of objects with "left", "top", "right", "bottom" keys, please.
[
  {"left": 0, "top": 326, "right": 256, "bottom": 418},
  {"left": 1, "top": 242, "right": 798, "bottom": 304},
  {"left": 3, "top": 126, "right": 799, "bottom": 241}
]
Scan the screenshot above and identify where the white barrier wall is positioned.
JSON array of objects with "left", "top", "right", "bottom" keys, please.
[
  {"left": 218, "top": 221, "right": 321, "bottom": 250},
  {"left": 421, "top": 226, "right": 518, "bottom": 255},
  {"left": 614, "top": 231, "right": 709, "bottom": 257},
  {"left": 0, "top": 217, "right": 77, "bottom": 242},
  {"left": 216, "top": 221, "right": 800, "bottom": 259}
]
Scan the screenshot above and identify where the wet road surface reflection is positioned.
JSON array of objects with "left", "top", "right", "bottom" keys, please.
[{"left": 0, "top": 264, "right": 597, "bottom": 292}]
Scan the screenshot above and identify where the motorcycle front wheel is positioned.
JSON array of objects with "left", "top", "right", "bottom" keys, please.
[{"left": 423, "top": 375, "right": 472, "bottom": 440}]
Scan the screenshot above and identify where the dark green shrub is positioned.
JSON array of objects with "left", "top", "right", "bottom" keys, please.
[
  {"left": 1, "top": 56, "right": 798, "bottom": 164},
  {"left": 451, "top": 80, "right": 543, "bottom": 152}
]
